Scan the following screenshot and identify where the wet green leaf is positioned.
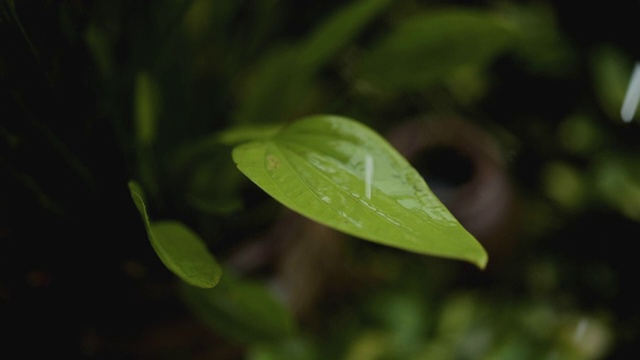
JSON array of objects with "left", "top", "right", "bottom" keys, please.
[
  {"left": 232, "top": 115, "right": 487, "bottom": 268},
  {"left": 128, "top": 181, "right": 222, "bottom": 288},
  {"left": 358, "top": 8, "right": 513, "bottom": 90},
  {"left": 180, "top": 272, "right": 296, "bottom": 344}
]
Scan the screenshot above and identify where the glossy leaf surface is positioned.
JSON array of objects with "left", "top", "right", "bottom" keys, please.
[
  {"left": 232, "top": 116, "right": 488, "bottom": 268},
  {"left": 128, "top": 181, "right": 222, "bottom": 287}
]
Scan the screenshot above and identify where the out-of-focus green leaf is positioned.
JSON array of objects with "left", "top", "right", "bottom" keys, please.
[
  {"left": 232, "top": 115, "right": 488, "bottom": 268},
  {"left": 215, "top": 124, "right": 285, "bottom": 146},
  {"left": 297, "top": 0, "right": 391, "bottom": 71},
  {"left": 235, "top": 0, "right": 391, "bottom": 124},
  {"left": 357, "top": 8, "right": 514, "bottom": 90},
  {"left": 591, "top": 45, "right": 634, "bottom": 121},
  {"left": 128, "top": 181, "right": 222, "bottom": 288},
  {"left": 85, "top": 24, "right": 114, "bottom": 78},
  {"left": 166, "top": 125, "right": 284, "bottom": 215},
  {"left": 180, "top": 272, "right": 296, "bottom": 344},
  {"left": 134, "top": 72, "right": 161, "bottom": 198},
  {"left": 542, "top": 161, "right": 586, "bottom": 211},
  {"left": 557, "top": 115, "right": 607, "bottom": 156},
  {"left": 247, "top": 337, "right": 317, "bottom": 360},
  {"left": 135, "top": 72, "right": 158, "bottom": 147},
  {"left": 185, "top": 155, "right": 244, "bottom": 215},
  {"left": 503, "top": 2, "right": 576, "bottom": 75},
  {"left": 344, "top": 331, "right": 391, "bottom": 360},
  {"left": 592, "top": 153, "right": 640, "bottom": 222},
  {"left": 234, "top": 44, "right": 299, "bottom": 125}
]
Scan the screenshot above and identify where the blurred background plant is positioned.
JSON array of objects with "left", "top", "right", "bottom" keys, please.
[{"left": 2, "top": 0, "right": 640, "bottom": 358}]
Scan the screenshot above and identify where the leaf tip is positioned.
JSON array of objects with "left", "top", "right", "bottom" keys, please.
[
  {"left": 464, "top": 242, "right": 489, "bottom": 269},
  {"left": 475, "top": 253, "right": 489, "bottom": 270}
]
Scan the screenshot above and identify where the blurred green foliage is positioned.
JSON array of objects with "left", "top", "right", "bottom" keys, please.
[{"left": 2, "top": 0, "right": 640, "bottom": 359}]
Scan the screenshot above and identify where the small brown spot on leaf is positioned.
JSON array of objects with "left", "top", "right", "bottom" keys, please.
[{"left": 266, "top": 154, "right": 280, "bottom": 171}]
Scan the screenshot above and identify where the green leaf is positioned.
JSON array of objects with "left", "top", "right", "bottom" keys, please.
[
  {"left": 358, "top": 8, "right": 513, "bottom": 90},
  {"left": 232, "top": 115, "right": 488, "bottom": 268},
  {"left": 128, "top": 181, "right": 222, "bottom": 288},
  {"left": 149, "top": 221, "right": 222, "bottom": 288},
  {"left": 128, "top": 180, "right": 150, "bottom": 228},
  {"left": 215, "top": 124, "right": 285, "bottom": 145},
  {"left": 134, "top": 72, "right": 161, "bottom": 198},
  {"left": 165, "top": 125, "right": 284, "bottom": 215},
  {"left": 234, "top": 45, "right": 299, "bottom": 125},
  {"left": 590, "top": 45, "right": 634, "bottom": 121},
  {"left": 296, "top": 0, "right": 392, "bottom": 71},
  {"left": 184, "top": 156, "right": 245, "bottom": 215},
  {"left": 235, "top": 0, "right": 390, "bottom": 124},
  {"left": 134, "top": 72, "right": 159, "bottom": 147},
  {"left": 180, "top": 272, "right": 296, "bottom": 344}
]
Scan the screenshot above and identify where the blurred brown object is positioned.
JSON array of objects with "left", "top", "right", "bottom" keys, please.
[
  {"left": 386, "top": 117, "right": 520, "bottom": 266},
  {"left": 228, "top": 210, "right": 348, "bottom": 319}
]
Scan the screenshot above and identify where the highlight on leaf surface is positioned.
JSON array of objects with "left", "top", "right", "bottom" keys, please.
[
  {"left": 128, "top": 181, "right": 222, "bottom": 287},
  {"left": 231, "top": 115, "right": 488, "bottom": 268}
]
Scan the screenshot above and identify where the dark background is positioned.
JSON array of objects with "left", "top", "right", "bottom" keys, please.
[{"left": 2, "top": 0, "right": 640, "bottom": 358}]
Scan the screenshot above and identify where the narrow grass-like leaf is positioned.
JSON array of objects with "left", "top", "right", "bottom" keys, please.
[
  {"left": 235, "top": 0, "right": 390, "bottom": 124},
  {"left": 232, "top": 116, "right": 488, "bottom": 268},
  {"left": 297, "top": 0, "right": 392, "bottom": 71},
  {"left": 128, "top": 181, "right": 222, "bottom": 287}
]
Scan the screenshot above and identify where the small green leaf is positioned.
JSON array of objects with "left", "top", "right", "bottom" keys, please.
[
  {"left": 180, "top": 272, "right": 296, "bottom": 344},
  {"left": 149, "top": 221, "right": 222, "bottom": 288},
  {"left": 232, "top": 115, "right": 488, "bottom": 268},
  {"left": 128, "top": 181, "right": 222, "bottom": 288}
]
